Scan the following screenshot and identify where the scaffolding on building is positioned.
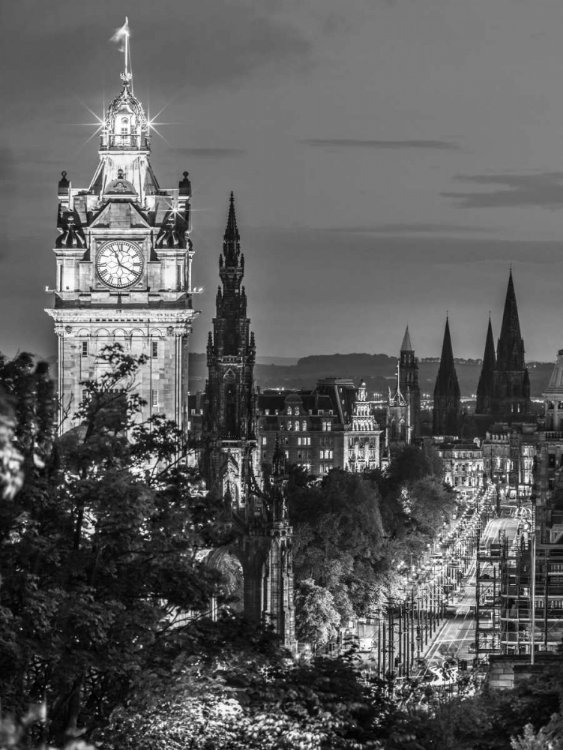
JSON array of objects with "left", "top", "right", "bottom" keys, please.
[
  {"left": 497, "top": 511, "right": 563, "bottom": 656},
  {"left": 475, "top": 527, "right": 502, "bottom": 660}
]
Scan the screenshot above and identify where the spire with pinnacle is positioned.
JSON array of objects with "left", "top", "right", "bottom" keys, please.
[
  {"left": 223, "top": 192, "right": 242, "bottom": 268},
  {"left": 476, "top": 318, "right": 496, "bottom": 414},
  {"left": 401, "top": 326, "right": 413, "bottom": 352},
  {"left": 433, "top": 318, "right": 460, "bottom": 436},
  {"left": 204, "top": 192, "right": 256, "bottom": 444},
  {"left": 497, "top": 270, "right": 525, "bottom": 372}
]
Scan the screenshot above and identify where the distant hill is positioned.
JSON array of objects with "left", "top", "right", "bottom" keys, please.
[{"left": 188, "top": 353, "right": 554, "bottom": 399}]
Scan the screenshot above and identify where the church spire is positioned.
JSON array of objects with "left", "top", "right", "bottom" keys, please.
[
  {"left": 223, "top": 192, "right": 242, "bottom": 268},
  {"left": 433, "top": 318, "right": 460, "bottom": 436},
  {"left": 497, "top": 270, "right": 525, "bottom": 371},
  {"left": 400, "top": 326, "right": 413, "bottom": 352},
  {"left": 476, "top": 318, "right": 496, "bottom": 415}
]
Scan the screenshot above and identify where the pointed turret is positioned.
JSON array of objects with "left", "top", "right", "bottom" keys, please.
[
  {"left": 476, "top": 317, "right": 496, "bottom": 414},
  {"left": 433, "top": 318, "right": 460, "bottom": 436}
]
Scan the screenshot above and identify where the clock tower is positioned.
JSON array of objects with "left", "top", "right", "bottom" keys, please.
[{"left": 46, "top": 57, "right": 198, "bottom": 434}]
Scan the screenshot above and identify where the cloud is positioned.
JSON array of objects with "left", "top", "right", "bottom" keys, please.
[
  {"left": 172, "top": 147, "right": 245, "bottom": 159},
  {"left": 324, "top": 223, "right": 496, "bottom": 235},
  {"left": 443, "top": 172, "right": 563, "bottom": 209},
  {"left": 301, "top": 138, "right": 460, "bottom": 150}
]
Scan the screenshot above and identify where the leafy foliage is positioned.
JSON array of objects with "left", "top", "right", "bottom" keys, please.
[
  {"left": 0, "top": 346, "right": 221, "bottom": 743},
  {"left": 95, "top": 612, "right": 402, "bottom": 750}
]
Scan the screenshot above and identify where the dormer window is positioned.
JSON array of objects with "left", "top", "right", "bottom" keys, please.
[
  {"left": 121, "top": 116, "right": 129, "bottom": 135},
  {"left": 287, "top": 407, "right": 292, "bottom": 416}
]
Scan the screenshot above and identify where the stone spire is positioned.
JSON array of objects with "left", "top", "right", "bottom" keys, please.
[
  {"left": 489, "top": 271, "right": 530, "bottom": 419},
  {"left": 222, "top": 192, "right": 242, "bottom": 268},
  {"left": 476, "top": 317, "right": 496, "bottom": 414},
  {"left": 401, "top": 326, "right": 413, "bottom": 352},
  {"left": 496, "top": 270, "right": 525, "bottom": 372},
  {"left": 433, "top": 318, "right": 460, "bottom": 436},
  {"left": 204, "top": 192, "right": 256, "bottom": 443}
]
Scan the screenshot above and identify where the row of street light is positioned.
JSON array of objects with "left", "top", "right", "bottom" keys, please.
[{"left": 363, "top": 488, "right": 495, "bottom": 682}]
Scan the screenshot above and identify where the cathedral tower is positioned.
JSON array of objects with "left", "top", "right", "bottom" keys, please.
[
  {"left": 399, "top": 326, "right": 421, "bottom": 438},
  {"left": 433, "top": 318, "right": 461, "bottom": 436},
  {"left": 46, "top": 46, "right": 197, "bottom": 433},
  {"left": 492, "top": 271, "right": 530, "bottom": 418},
  {"left": 202, "top": 193, "right": 259, "bottom": 505}
]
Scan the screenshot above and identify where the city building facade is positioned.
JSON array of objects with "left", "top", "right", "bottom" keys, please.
[
  {"left": 258, "top": 378, "right": 382, "bottom": 476},
  {"left": 435, "top": 440, "right": 485, "bottom": 498}
]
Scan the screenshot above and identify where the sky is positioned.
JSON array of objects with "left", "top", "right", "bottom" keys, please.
[{"left": 3, "top": 0, "right": 563, "bottom": 361}]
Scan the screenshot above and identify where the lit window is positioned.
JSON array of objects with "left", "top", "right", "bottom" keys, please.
[
  {"left": 262, "top": 436, "right": 268, "bottom": 446},
  {"left": 82, "top": 341, "right": 88, "bottom": 357},
  {"left": 302, "top": 421, "right": 307, "bottom": 431},
  {"left": 295, "top": 407, "right": 300, "bottom": 416},
  {"left": 287, "top": 407, "right": 292, "bottom": 416}
]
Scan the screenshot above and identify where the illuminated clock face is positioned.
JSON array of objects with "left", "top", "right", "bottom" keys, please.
[{"left": 96, "top": 241, "right": 144, "bottom": 288}]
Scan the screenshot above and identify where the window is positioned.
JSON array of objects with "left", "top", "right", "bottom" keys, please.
[
  {"left": 287, "top": 407, "right": 293, "bottom": 416},
  {"left": 82, "top": 341, "right": 88, "bottom": 357},
  {"left": 262, "top": 436, "right": 268, "bottom": 446},
  {"left": 152, "top": 341, "right": 158, "bottom": 359},
  {"left": 302, "top": 421, "right": 307, "bottom": 431},
  {"left": 295, "top": 407, "right": 300, "bottom": 416},
  {"left": 151, "top": 390, "right": 158, "bottom": 407}
]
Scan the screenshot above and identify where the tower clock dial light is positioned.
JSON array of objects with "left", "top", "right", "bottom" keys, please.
[{"left": 96, "top": 241, "right": 144, "bottom": 288}]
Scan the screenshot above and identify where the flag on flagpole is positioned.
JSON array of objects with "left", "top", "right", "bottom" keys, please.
[{"left": 110, "top": 17, "right": 129, "bottom": 50}]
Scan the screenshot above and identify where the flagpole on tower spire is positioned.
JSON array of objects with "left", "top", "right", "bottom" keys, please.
[
  {"left": 110, "top": 17, "right": 132, "bottom": 91},
  {"left": 124, "top": 16, "right": 129, "bottom": 79}
]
